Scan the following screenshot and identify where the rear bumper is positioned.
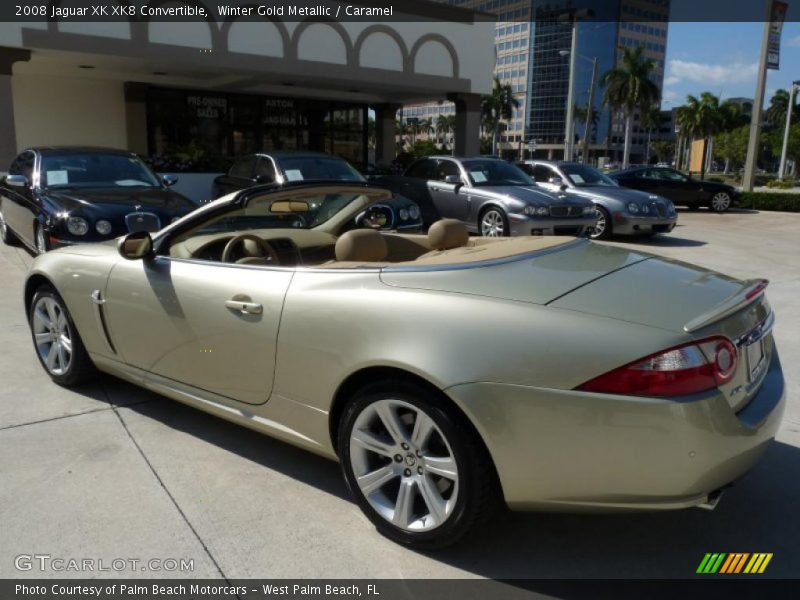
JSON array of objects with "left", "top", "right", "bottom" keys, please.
[
  {"left": 611, "top": 214, "right": 678, "bottom": 236},
  {"left": 508, "top": 213, "right": 596, "bottom": 237},
  {"left": 447, "top": 350, "right": 784, "bottom": 512}
]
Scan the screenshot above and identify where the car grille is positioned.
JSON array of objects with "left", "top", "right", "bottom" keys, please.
[
  {"left": 125, "top": 212, "right": 161, "bottom": 233},
  {"left": 549, "top": 205, "right": 584, "bottom": 218},
  {"left": 654, "top": 202, "right": 667, "bottom": 217}
]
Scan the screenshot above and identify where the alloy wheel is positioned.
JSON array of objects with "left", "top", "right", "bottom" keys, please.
[
  {"left": 32, "top": 296, "right": 73, "bottom": 376},
  {"left": 349, "top": 399, "right": 459, "bottom": 532},
  {"left": 711, "top": 192, "right": 731, "bottom": 213},
  {"left": 480, "top": 210, "right": 505, "bottom": 237},
  {"left": 590, "top": 209, "right": 607, "bottom": 239}
]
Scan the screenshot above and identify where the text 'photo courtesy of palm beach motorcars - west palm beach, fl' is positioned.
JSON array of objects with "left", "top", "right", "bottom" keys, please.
[{"left": 0, "top": 0, "right": 796, "bottom": 590}]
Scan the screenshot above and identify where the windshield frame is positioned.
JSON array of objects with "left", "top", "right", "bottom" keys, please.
[
  {"left": 39, "top": 152, "right": 162, "bottom": 191},
  {"left": 461, "top": 159, "right": 534, "bottom": 187}
]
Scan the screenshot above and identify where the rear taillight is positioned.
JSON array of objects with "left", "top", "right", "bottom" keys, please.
[{"left": 576, "top": 337, "right": 737, "bottom": 398}]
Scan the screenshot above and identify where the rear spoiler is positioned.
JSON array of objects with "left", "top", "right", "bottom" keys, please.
[{"left": 683, "top": 279, "right": 769, "bottom": 333}]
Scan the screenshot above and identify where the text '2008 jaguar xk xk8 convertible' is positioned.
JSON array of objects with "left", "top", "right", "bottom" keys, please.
[{"left": 24, "top": 182, "right": 784, "bottom": 548}]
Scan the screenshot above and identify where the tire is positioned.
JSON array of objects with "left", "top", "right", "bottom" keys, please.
[
  {"left": 0, "top": 209, "right": 18, "bottom": 245},
  {"left": 710, "top": 192, "right": 731, "bottom": 213},
  {"left": 589, "top": 206, "right": 612, "bottom": 240},
  {"left": 35, "top": 224, "right": 49, "bottom": 255},
  {"left": 338, "top": 379, "right": 500, "bottom": 549},
  {"left": 29, "top": 285, "right": 97, "bottom": 387},
  {"left": 479, "top": 207, "right": 509, "bottom": 237}
]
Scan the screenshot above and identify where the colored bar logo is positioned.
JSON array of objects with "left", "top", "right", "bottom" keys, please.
[{"left": 696, "top": 553, "right": 773, "bottom": 574}]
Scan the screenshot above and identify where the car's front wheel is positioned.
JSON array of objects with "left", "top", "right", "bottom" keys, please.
[
  {"left": 29, "top": 285, "right": 96, "bottom": 386},
  {"left": 590, "top": 206, "right": 612, "bottom": 240},
  {"left": 710, "top": 192, "right": 732, "bottom": 213},
  {"left": 338, "top": 380, "right": 499, "bottom": 549},
  {"left": 479, "top": 207, "right": 509, "bottom": 237}
]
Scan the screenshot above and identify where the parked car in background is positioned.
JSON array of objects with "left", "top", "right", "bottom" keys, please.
[
  {"left": 384, "top": 156, "right": 597, "bottom": 237},
  {"left": 517, "top": 160, "right": 677, "bottom": 240},
  {"left": 0, "top": 147, "right": 196, "bottom": 255},
  {"left": 213, "top": 151, "right": 422, "bottom": 231},
  {"left": 610, "top": 166, "right": 739, "bottom": 213},
  {"left": 25, "top": 181, "right": 784, "bottom": 548}
]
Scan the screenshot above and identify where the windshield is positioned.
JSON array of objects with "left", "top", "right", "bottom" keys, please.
[
  {"left": 277, "top": 156, "right": 365, "bottom": 183},
  {"left": 191, "top": 192, "right": 367, "bottom": 235},
  {"left": 461, "top": 160, "right": 533, "bottom": 187},
  {"left": 41, "top": 153, "right": 161, "bottom": 189},
  {"left": 561, "top": 164, "right": 618, "bottom": 187}
]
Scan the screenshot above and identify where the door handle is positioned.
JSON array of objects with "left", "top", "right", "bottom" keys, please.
[{"left": 225, "top": 299, "right": 263, "bottom": 315}]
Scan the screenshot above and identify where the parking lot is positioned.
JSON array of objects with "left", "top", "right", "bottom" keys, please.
[{"left": 1, "top": 209, "right": 799, "bottom": 580}]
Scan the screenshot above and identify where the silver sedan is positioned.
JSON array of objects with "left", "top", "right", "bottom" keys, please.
[{"left": 517, "top": 161, "right": 677, "bottom": 240}]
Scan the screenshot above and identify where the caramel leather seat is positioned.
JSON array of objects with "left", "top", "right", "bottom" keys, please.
[{"left": 334, "top": 229, "right": 388, "bottom": 263}]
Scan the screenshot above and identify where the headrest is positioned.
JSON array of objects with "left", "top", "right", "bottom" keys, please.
[
  {"left": 427, "top": 219, "right": 469, "bottom": 251},
  {"left": 335, "top": 229, "right": 388, "bottom": 262}
]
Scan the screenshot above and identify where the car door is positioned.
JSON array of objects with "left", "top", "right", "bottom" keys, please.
[
  {"left": 2, "top": 151, "right": 38, "bottom": 246},
  {"left": 427, "top": 159, "right": 468, "bottom": 221},
  {"left": 398, "top": 159, "right": 438, "bottom": 224},
  {"left": 103, "top": 256, "right": 292, "bottom": 406},
  {"left": 647, "top": 169, "right": 694, "bottom": 206}
]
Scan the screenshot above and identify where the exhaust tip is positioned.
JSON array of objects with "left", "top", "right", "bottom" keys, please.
[{"left": 697, "top": 489, "right": 724, "bottom": 511}]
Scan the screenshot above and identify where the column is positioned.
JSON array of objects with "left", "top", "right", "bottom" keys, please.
[
  {"left": 124, "top": 82, "right": 149, "bottom": 155},
  {"left": 373, "top": 103, "right": 400, "bottom": 166},
  {"left": 0, "top": 47, "right": 31, "bottom": 169},
  {"left": 448, "top": 93, "right": 481, "bottom": 157}
]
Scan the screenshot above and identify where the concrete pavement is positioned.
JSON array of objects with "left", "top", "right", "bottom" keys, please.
[{"left": 0, "top": 209, "right": 798, "bottom": 579}]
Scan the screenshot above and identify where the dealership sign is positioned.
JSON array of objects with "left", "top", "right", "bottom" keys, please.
[{"left": 767, "top": 0, "right": 788, "bottom": 70}]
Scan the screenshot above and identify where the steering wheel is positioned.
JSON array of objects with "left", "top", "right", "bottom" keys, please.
[{"left": 221, "top": 234, "right": 280, "bottom": 265}]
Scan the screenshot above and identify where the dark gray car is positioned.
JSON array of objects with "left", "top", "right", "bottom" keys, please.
[
  {"left": 517, "top": 161, "right": 677, "bottom": 240},
  {"left": 391, "top": 156, "right": 597, "bottom": 237}
]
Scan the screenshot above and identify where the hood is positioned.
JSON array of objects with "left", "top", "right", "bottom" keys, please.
[
  {"left": 44, "top": 187, "right": 195, "bottom": 215},
  {"left": 571, "top": 185, "right": 669, "bottom": 205},
  {"left": 473, "top": 185, "right": 592, "bottom": 207}
]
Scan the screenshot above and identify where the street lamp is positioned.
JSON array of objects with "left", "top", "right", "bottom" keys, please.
[
  {"left": 557, "top": 8, "right": 594, "bottom": 162},
  {"left": 560, "top": 49, "right": 598, "bottom": 164},
  {"left": 778, "top": 80, "right": 800, "bottom": 180}
]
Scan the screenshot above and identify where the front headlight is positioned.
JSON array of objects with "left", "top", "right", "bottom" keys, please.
[
  {"left": 627, "top": 202, "right": 640, "bottom": 214},
  {"left": 408, "top": 204, "right": 421, "bottom": 220},
  {"left": 582, "top": 205, "right": 596, "bottom": 215},
  {"left": 398, "top": 208, "right": 410, "bottom": 221},
  {"left": 668, "top": 202, "right": 676, "bottom": 214},
  {"left": 67, "top": 216, "right": 89, "bottom": 236},
  {"left": 95, "top": 220, "right": 112, "bottom": 235}
]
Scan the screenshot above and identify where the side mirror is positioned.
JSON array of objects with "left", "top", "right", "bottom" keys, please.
[
  {"left": 560, "top": 184, "right": 568, "bottom": 192},
  {"left": 255, "top": 174, "right": 274, "bottom": 184},
  {"left": 6, "top": 174, "right": 29, "bottom": 188},
  {"left": 548, "top": 176, "right": 563, "bottom": 185},
  {"left": 162, "top": 174, "right": 178, "bottom": 187},
  {"left": 444, "top": 175, "right": 462, "bottom": 185},
  {"left": 118, "top": 231, "right": 153, "bottom": 260}
]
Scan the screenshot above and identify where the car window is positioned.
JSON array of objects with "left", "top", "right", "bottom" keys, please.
[
  {"left": 9, "top": 151, "right": 35, "bottom": 181},
  {"left": 405, "top": 159, "right": 434, "bottom": 180},
  {"left": 532, "top": 165, "right": 554, "bottom": 182},
  {"left": 659, "top": 169, "right": 688, "bottom": 182},
  {"left": 516, "top": 163, "right": 535, "bottom": 178},
  {"left": 40, "top": 153, "right": 161, "bottom": 189},
  {"left": 229, "top": 156, "right": 257, "bottom": 179},
  {"left": 254, "top": 157, "right": 276, "bottom": 182},
  {"left": 433, "top": 160, "right": 460, "bottom": 182},
  {"left": 461, "top": 160, "right": 533, "bottom": 186},
  {"left": 277, "top": 156, "right": 364, "bottom": 183}
]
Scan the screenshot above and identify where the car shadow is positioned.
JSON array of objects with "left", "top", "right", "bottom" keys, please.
[
  {"left": 610, "top": 234, "right": 706, "bottom": 248},
  {"left": 100, "top": 375, "right": 799, "bottom": 580}
]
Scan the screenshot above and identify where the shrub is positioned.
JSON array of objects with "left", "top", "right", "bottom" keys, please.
[
  {"left": 740, "top": 192, "right": 800, "bottom": 212},
  {"left": 766, "top": 178, "right": 796, "bottom": 189}
]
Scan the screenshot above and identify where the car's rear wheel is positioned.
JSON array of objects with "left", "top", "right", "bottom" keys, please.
[
  {"left": 35, "top": 225, "right": 49, "bottom": 255},
  {"left": 590, "top": 206, "right": 612, "bottom": 240},
  {"left": 479, "top": 207, "right": 509, "bottom": 237},
  {"left": 710, "top": 192, "right": 731, "bottom": 213},
  {"left": 29, "top": 285, "right": 96, "bottom": 386},
  {"left": 0, "top": 210, "right": 18, "bottom": 245},
  {"left": 338, "top": 380, "right": 499, "bottom": 549}
]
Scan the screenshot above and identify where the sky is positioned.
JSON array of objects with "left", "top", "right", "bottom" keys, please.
[{"left": 662, "top": 19, "right": 800, "bottom": 110}]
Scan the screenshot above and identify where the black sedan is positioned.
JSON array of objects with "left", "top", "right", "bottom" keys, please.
[
  {"left": 609, "top": 166, "right": 739, "bottom": 213},
  {"left": 0, "top": 147, "right": 196, "bottom": 254},
  {"left": 213, "top": 151, "right": 422, "bottom": 231}
]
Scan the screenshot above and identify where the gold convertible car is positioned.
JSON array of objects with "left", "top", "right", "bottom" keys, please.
[{"left": 24, "top": 182, "right": 784, "bottom": 548}]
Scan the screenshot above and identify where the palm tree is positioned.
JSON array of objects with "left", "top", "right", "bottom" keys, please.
[
  {"left": 640, "top": 105, "right": 662, "bottom": 164},
  {"left": 765, "top": 89, "right": 800, "bottom": 128},
  {"left": 715, "top": 100, "right": 749, "bottom": 173},
  {"left": 481, "top": 77, "right": 520, "bottom": 155},
  {"left": 574, "top": 104, "right": 599, "bottom": 160},
  {"left": 674, "top": 104, "right": 696, "bottom": 170},
  {"left": 395, "top": 118, "right": 411, "bottom": 151},
  {"left": 600, "top": 46, "right": 660, "bottom": 169},
  {"left": 679, "top": 92, "right": 724, "bottom": 179},
  {"left": 435, "top": 114, "right": 457, "bottom": 153}
]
